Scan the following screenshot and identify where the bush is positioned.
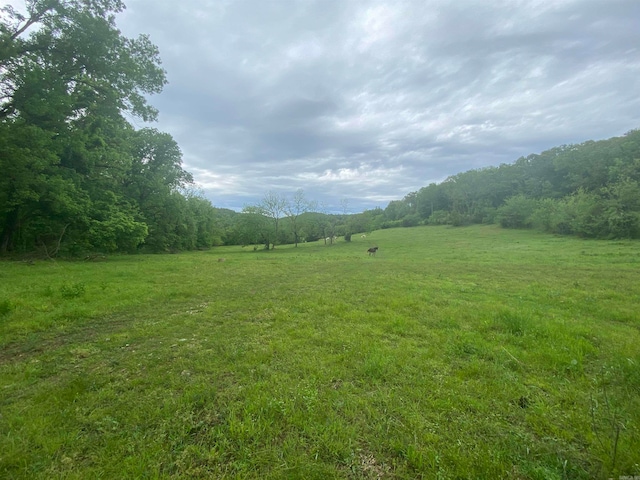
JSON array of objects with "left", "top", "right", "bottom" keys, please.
[
  {"left": 449, "top": 212, "right": 472, "bottom": 227},
  {"left": 529, "top": 187, "right": 640, "bottom": 239},
  {"left": 530, "top": 198, "right": 574, "bottom": 234},
  {"left": 605, "top": 209, "right": 640, "bottom": 239},
  {"left": 380, "top": 220, "right": 403, "bottom": 229},
  {"left": 496, "top": 195, "right": 539, "bottom": 228},
  {"left": 564, "top": 189, "right": 607, "bottom": 237},
  {"left": 402, "top": 214, "right": 421, "bottom": 227},
  {"left": 602, "top": 178, "right": 640, "bottom": 238},
  {"left": 427, "top": 210, "right": 450, "bottom": 225}
]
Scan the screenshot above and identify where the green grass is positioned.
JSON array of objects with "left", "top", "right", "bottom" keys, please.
[{"left": 1, "top": 225, "right": 639, "bottom": 479}]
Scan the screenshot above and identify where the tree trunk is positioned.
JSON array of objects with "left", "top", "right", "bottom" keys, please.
[{"left": 0, "top": 208, "right": 19, "bottom": 253}]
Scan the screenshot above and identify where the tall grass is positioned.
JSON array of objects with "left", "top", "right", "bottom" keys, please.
[{"left": 1, "top": 225, "right": 639, "bottom": 478}]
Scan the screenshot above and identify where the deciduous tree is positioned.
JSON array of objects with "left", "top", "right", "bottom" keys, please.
[
  {"left": 258, "top": 191, "right": 287, "bottom": 249},
  {"left": 0, "top": 0, "right": 167, "bottom": 254},
  {"left": 285, "top": 189, "right": 313, "bottom": 247}
]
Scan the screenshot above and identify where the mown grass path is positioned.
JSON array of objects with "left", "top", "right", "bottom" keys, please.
[{"left": 1, "top": 225, "right": 639, "bottom": 479}]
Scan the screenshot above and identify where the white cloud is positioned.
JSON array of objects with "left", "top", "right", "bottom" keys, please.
[{"left": 114, "top": 0, "right": 640, "bottom": 211}]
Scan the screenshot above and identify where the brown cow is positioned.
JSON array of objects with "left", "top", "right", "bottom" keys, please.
[{"left": 367, "top": 246, "right": 378, "bottom": 256}]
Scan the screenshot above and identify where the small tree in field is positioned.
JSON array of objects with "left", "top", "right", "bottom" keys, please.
[
  {"left": 258, "top": 191, "right": 287, "bottom": 249},
  {"left": 285, "top": 189, "right": 313, "bottom": 247},
  {"left": 341, "top": 198, "right": 352, "bottom": 241},
  {"left": 239, "top": 206, "right": 271, "bottom": 249},
  {"left": 319, "top": 202, "right": 338, "bottom": 244}
]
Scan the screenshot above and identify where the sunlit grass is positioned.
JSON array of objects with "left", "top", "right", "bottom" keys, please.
[{"left": 1, "top": 225, "right": 639, "bottom": 478}]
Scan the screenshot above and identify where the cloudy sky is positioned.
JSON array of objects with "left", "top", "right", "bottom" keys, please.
[{"left": 115, "top": 0, "right": 640, "bottom": 212}]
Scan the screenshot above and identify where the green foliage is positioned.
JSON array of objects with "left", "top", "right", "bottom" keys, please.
[
  {"left": 375, "top": 130, "right": 640, "bottom": 239},
  {"left": 496, "top": 195, "right": 540, "bottom": 228},
  {"left": 448, "top": 211, "right": 472, "bottom": 227},
  {"left": 384, "top": 199, "right": 410, "bottom": 221},
  {"left": 88, "top": 209, "right": 148, "bottom": 253},
  {"left": 525, "top": 181, "right": 640, "bottom": 239},
  {"left": 285, "top": 189, "right": 313, "bottom": 247},
  {"left": 601, "top": 177, "right": 640, "bottom": 238},
  {"left": 427, "top": 210, "right": 450, "bottom": 225},
  {"left": 0, "top": 2, "right": 225, "bottom": 256},
  {"left": 529, "top": 198, "right": 567, "bottom": 233},
  {"left": 256, "top": 191, "right": 287, "bottom": 249},
  {"left": 563, "top": 189, "right": 607, "bottom": 237},
  {"left": 401, "top": 213, "right": 421, "bottom": 227},
  {"left": 237, "top": 207, "right": 273, "bottom": 248}
]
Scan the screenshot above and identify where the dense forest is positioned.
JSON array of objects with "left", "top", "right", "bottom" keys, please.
[
  {"left": 380, "top": 130, "right": 640, "bottom": 239},
  {"left": 2, "top": 2, "right": 639, "bottom": 259},
  {"left": 0, "top": 0, "right": 224, "bottom": 255}
]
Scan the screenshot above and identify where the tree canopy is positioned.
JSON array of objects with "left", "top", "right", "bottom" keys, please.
[
  {"left": 0, "top": 0, "right": 223, "bottom": 255},
  {"left": 377, "top": 130, "right": 640, "bottom": 239}
]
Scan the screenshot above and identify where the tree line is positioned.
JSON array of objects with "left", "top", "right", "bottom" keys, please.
[
  {"left": 0, "top": 0, "right": 223, "bottom": 255},
  {"left": 0, "top": 1, "right": 373, "bottom": 257},
  {"left": 208, "top": 191, "right": 375, "bottom": 250},
  {"left": 378, "top": 130, "right": 640, "bottom": 239},
  {"left": 3, "top": 2, "right": 638, "bottom": 259}
]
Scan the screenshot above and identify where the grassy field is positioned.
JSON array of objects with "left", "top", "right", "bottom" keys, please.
[{"left": 1, "top": 225, "right": 639, "bottom": 479}]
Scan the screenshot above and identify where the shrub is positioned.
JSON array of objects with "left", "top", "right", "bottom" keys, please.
[
  {"left": 449, "top": 211, "right": 472, "bottom": 227},
  {"left": 602, "top": 178, "right": 640, "bottom": 238},
  {"left": 564, "top": 189, "right": 607, "bottom": 238},
  {"left": 402, "top": 214, "right": 421, "bottom": 227},
  {"left": 427, "top": 210, "right": 450, "bottom": 225},
  {"left": 530, "top": 198, "right": 577, "bottom": 235},
  {"left": 496, "top": 195, "right": 539, "bottom": 228},
  {"left": 605, "top": 209, "right": 640, "bottom": 239}
]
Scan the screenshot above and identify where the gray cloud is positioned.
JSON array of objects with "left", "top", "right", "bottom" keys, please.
[{"left": 117, "top": 0, "right": 640, "bottom": 212}]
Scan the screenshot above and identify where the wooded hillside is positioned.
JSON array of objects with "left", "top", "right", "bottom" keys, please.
[{"left": 379, "top": 130, "right": 640, "bottom": 238}]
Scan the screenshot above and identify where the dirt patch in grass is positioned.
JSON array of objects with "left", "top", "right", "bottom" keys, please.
[{"left": 0, "top": 313, "right": 133, "bottom": 365}]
